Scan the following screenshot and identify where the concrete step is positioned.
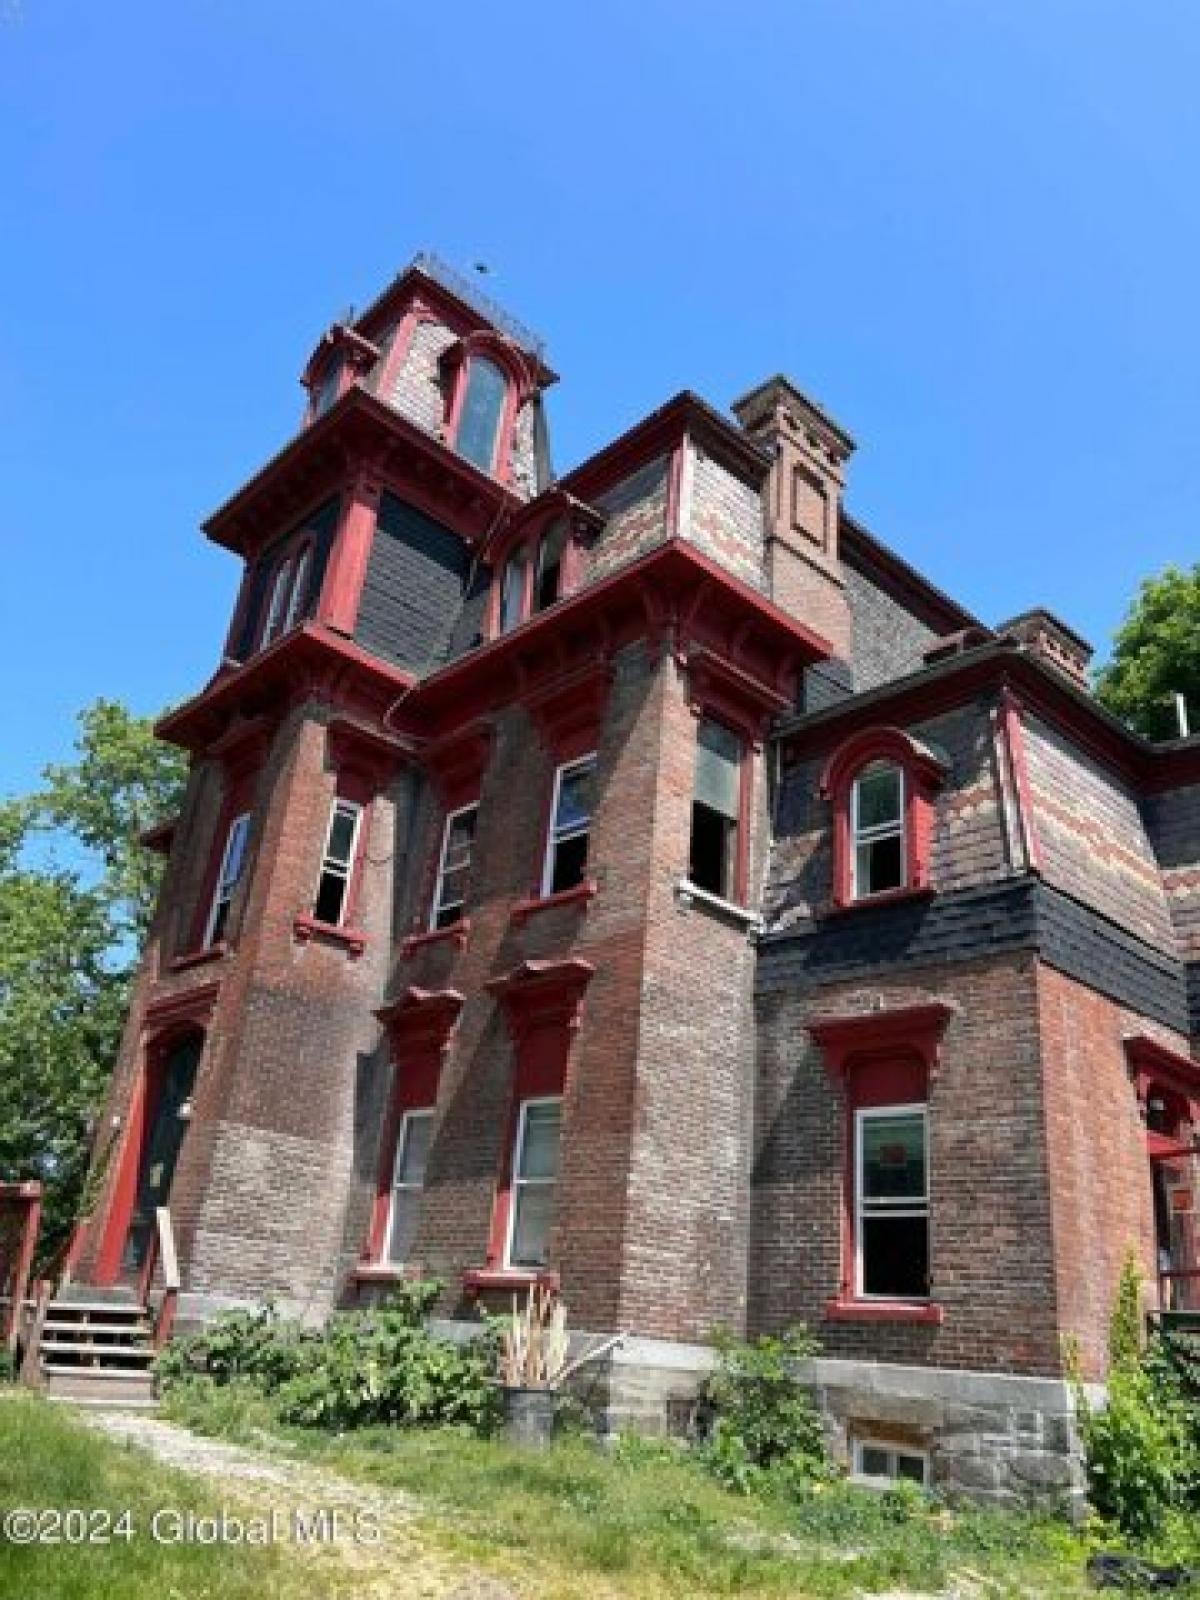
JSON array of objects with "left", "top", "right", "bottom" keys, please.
[{"left": 41, "top": 1370, "right": 155, "bottom": 1408}]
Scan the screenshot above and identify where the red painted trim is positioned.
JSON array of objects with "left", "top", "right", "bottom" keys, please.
[
  {"left": 523, "top": 664, "right": 611, "bottom": 761},
  {"left": 664, "top": 440, "right": 684, "bottom": 536},
  {"left": 441, "top": 332, "right": 532, "bottom": 486},
  {"left": 319, "top": 476, "right": 378, "bottom": 635},
  {"left": 169, "top": 943, "right": 228, "bottom": 972},
  {"left": 422, "top": 724, "right": 492, "bottom": 810},
  {"left": 817, "top": 885, "right": 936, "bottom": 919},
  {"left": 824, "top": 1297, "right": 944, "bottom": 1325},
  {"left": 511, "top": 879, "right": 598, "bottom": 924},
  {"left": 482, "top": 959, "right": 594, "bottom": 1269},
  {"left": 401, "top": 919, "right": 471, "bottom": 957},
  {"left": 365, "top": 986, "right": 463, "bottom": 1261},
  {"left": 292, "top": 912, "right": 367, "bottom": 957},
  {"left": 1, "top": 1182, "right": 42, "bottom": 1350},
  {"left": 371, "top": 307, "right": 423, "bottom": 405},
  {"left": 463, "top": 1267, "right": 560, "bottom": 1297},
  {"left": 1125, "top": 1034, "right": 1200, "bottom": 1124},
  {"left": 998, "top": 688, "right": 1044, "bottom": 872},
  {"left": 819, "top": 726, "right": 948, "bottom": 908},
  {"left": 809, "top": 1003, "right": 955, "bottom": 1078}
]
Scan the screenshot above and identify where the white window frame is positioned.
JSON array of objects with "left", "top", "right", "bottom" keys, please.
[
  {"left": 429, "top": 802, "right": 477, "bottom": 931},
  {"left": 203, "top": 811, "right": 251, "bottom": 949},
  {"left": 260, "top": 559, "right": 293, "bottom": 648},
  {"left": 854, "top": 1103, "right": 930, "bottom": 1302},
  {"left": 314, "top": 797, "right": 364, "bottom": 927},
  {"left": 852, "top": 1438, "right": 929, "bottom": 1488},
  {"left": 282, "top": 545, "right": 312, "bottom": 634},
  {"left": 383, "top": 1107, "right": 435, "bottom": 1266},
  {"left": 850, "top": 762, "right": 906, "bottom": 901},
  {"left": 540, "top": 754, "right": 597, "bottom": 898},
  {"left": 504, "top": 1095, "right": 563, "bottom": 1271}
]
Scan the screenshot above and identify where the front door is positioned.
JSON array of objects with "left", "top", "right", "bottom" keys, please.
[{"left": 120, "top": 1033, "right": 201, "bottom": 1279}]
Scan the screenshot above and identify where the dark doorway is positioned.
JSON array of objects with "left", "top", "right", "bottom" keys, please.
[{"left": 120, "top": 1032, "right": 202, "bottom": 1278}]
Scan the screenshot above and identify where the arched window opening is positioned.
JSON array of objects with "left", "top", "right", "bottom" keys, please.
[
  {"left": 534, "top": 521, "right": 566, "bottom": 613},
  {"left": 499, "top": 547, "right": 530, "bottom": 635},
  {"left": 851, "top": 761, "right": 905, "bottom": 900},
  {"left": 455, "top": 357, "right": 509, "bottom": 472}
]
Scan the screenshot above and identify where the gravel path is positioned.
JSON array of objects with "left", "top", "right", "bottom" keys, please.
[{"left": 80, "top": 1408, "right": 518, "bottom": 1600}]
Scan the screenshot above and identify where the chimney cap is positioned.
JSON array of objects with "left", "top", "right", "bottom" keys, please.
[
  {"left": 997, "top": 607, "right": 1094, "bottom": 687},
  {"left": 731, "top": 374, "right": 856, "bottom": 460}
]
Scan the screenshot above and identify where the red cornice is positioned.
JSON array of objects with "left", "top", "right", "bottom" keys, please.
[
  {"left": 486, "top": 957, "right": 595, "bottom": 1040},
  {"left": 156, "top": 624, "right": 418, "bottom": 754},
  {"left": 559, "top": 390, "right": 772, "bottom": 503},
  {"left": 783, "top": 644, "right": 1200, "bottom": 795},
  {"left": 375, "top": 985, "right": 465, "bottom": 1055},
  {"left": 142, "top": 980, "right": 222, "bottom": 1036},
  {"left": 399, "top": 539, "right": 831, "bottom": 741},
  {"left": 1124, "top": 1033, "right": 1200, "bottom": 1116},
  {"left": 203, "top": 387, "right": 519, "bottom": 555}
]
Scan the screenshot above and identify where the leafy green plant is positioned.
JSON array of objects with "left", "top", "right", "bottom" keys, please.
[
  {"left": 1074, "top": 1253, "right": 1196, "bottom": 1538},
  {"left": 155, "top": 1283, "right": 499, "bottom": 1436},
  {"left": 0, "top": 1347, "right": 16, "bottom": 1384},
  {"left": 698, "top": 1326, "right": 833, "bottom": 1494}
]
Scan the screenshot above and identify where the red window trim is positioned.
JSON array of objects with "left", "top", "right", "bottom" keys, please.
[
  {"left": 809, "top": 1002, "right": 954, "bottom": 1316},
  {"left": 478, "top": 959, "right": 593, "bottom": 1274},
  {"left": 819, "top": 727, "right": 948, "bottom": 910},
  {"left": 186, "top": 743, "right": 264, "bottom": 957},
  {"left": 363, "top": 986, "right": 463, "bottom": 1263},
  {"left": 690, "top": 709, "right": 753, "bottom": 908},
  {"left": 441, "top": 332, "right": 531, "bottom": 485}
]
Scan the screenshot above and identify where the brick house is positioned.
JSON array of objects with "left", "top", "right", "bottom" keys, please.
[{"left": 71, "top": 255, "right": 1200, "bottom": 1501}]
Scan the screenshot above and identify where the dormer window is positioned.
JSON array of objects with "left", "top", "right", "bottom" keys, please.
[
  {"left": 454, "top": 356, "right": 509, "bottom": 472},
  {"left": 534, "top": 521, "right": 566, "bottom": 611},
  {"left": 499, "top": 547, "right": 530, "bottom": 634},
  {"left": 258, "top": 540, "right": 314, "bottom": 651},
  {"left": 493, "top": 521, "right": 573, "bottom": 638},
  {"left": 819, "top": 727, "right": 948, "bottom": 910}
]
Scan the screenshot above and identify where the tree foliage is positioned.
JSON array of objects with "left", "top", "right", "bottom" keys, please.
[
  {"left": 1094, "top": 563, "right": 1200, "bottom": 741},
  {"left": 0, "top": 702, "right": 186, "bottom": 1256}
]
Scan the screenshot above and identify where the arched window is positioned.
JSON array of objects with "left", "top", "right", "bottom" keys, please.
[
  {"left": 819, "top": 728, "right": 947, "bottom": 909},
  {"left": 534, "top": 520, "right": 566, "bottom": 612},
  {"left": 499, "top": 546, "right": 530, "bottom": 635},
  {"left": 282, "top": 544, "right": 312, "bottom": 633},
  {"left": 454, "top": 357, "right": 509, "bottom": 472},
  {"left": 851, "top": 761, "right": 905, "bottom": 899}
]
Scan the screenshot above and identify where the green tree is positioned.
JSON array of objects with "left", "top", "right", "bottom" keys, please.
[
  {"left": 0, "top": 702, "right": 186, "bottom": 1257},
  {"left": 1095, "top": 563, "right": 1200, "bottom": 741}
]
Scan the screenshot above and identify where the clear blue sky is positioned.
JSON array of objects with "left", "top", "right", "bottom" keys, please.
[{"left": 2, "top": 0, "right": 1197, "bottom": 795}]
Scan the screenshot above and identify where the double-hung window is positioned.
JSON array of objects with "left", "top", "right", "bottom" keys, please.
[
  {"left": 851, "top": 762, "right": 905, "bottom": 899},
  {"left": 542, "top": 756, "right": 596, "bottom": 896},
  {"left": 506, "top": 1097, "right": 562, "bottom": 1269},
  {"left": 455, "top": 357, "right": 508, "bottom": 473},
  {"left": 430, "top": 804, "right": 477, "bottom": 930},
  {"left": 689, "top": 718, "right": 744, "bottom": 901},
  {"left": 856, "top": 1105, "right": 929, "bottom": 1299},
  {"left": 204, "top": 812, "right": 251, "bottom": 948},
  {"left": 499, "top": 548, "right": 529, "bottom": 634},
  {"left": 385, "top": 1109, "right": 434, "bottom": 1266},
  {"left": 314, "top": 798, "right": 363, "bottom": 927}
]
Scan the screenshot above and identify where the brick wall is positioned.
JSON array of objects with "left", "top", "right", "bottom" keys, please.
[
  {"left": 751, "top": 957, "right": 1064, "bottom": 1375},
  {"left": 1023, "top": 715, "right": 1177, "bottom": 951},
  {"left": 1036, "top": 964, "right": 1175, "bottom": 1379},
  {"left": 585, "top": 457, "right": 671, "bottom": 583},
  {"left": 685, "top": 447, "right": 766, "bottom": 592}
]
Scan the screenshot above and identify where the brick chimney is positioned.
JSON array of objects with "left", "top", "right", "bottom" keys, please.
[
  {"left": 998, "top": 608, "right": 1094, "bottom": 691},
  {"left": 732, "top": 375, "right": 854, "bottom": 662}
]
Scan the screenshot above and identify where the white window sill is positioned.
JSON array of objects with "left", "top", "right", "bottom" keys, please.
[{"left": 674, "top": 878, "right": 762, "bottom": 932}]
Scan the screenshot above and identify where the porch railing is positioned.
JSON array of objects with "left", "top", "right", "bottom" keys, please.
[{"left": 0, "top": 1182, "right": 43, "bottom": 1355}]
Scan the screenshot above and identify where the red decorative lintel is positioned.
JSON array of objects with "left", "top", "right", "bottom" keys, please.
[
  {"left": 523, "top": 664, "right": 611, "bottom": 760},
  {"left": 679, "top": 645, "right": 787, "bottom": 745},
  {"left": 421, "top": 722, "right": 493, "bottom": 810},
  {"left": 808, "top": 1001, "right": 956, "bottom": 1080},
  {"left": 375, "top": 985, "right": 465, "bottom": 1057},
  {"left": 326, "top": 717, "right": 411, "bottom": 796},
  {"left": 142, "top": 980, "right": 222, "bottom": 1038},
  {"left": 486, "top": 957, "right": 595, "bottom": 1042},
  {"left": 1124, "top": 1034, "right": 1200, "bottom": 1123}
]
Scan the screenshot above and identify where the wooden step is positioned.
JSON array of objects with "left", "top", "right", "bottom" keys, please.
[
  {"left": 44, "top": 1301, "right": 148, "bottom": 1319},
  {"left": 42, "top": 1370, "right": 155, "bottom": 1410},
  {"left": 40, "top": 1342, "right": 155, "bottom": 1362},
  {"left": 42, "top": 1320, "right": 152, "bottom": 1338}
]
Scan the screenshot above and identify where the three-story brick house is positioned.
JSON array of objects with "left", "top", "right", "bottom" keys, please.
[{"left": 72, "top": 255, "right": 1200, "bottom": 1502}]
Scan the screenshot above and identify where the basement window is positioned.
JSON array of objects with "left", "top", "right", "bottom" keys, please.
[
  {"left": 506, "top": 1097, "right": 562, "bottom": 1269},
  {"left": 430, "top": 804, "right": 477, "bottom": 930},
  {"left": 689, "top": 717, "right": 745, "bottom": 902},
  {"left": 385, "top": 1109, "right": 434, "bottom": 1266},
  {"left": 542, "top": 755, "right": 596, "bottom": 896},
  {"left": 856, "top": 1106, "right": 930, "bottom": 1300},
  {"left": 314, "top": 798, "right": 363, "bottom": 927},
  {"left": 851, "top": 762, "right": 905, "bottom": 899},
  {"left": 852, "top": 1439, "right": 929, "bottom": 1488}
]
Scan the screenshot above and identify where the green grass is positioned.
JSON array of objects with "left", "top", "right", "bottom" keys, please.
[
  {"left": 160, "top": 1378, "right": 1147, "bottom": 1598},
  {"left": 0, "top": 1391, "right": 341, "bottom": 1600}
]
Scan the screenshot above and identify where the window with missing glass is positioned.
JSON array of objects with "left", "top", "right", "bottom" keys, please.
[
  {"left": 689, "top": 718, "right": 744, "bottom": 901},
  {"left": 430, "top": 804, "right": 477, "bottom": 930},
  {"left": 856, "top": 1105, "right": 929, "bottom": 1299},
  {"left": 314, "top": 798, "right": 363, "bottom": 927},
  {"left": 204, "top": 812, "right": 251, "bottom": 947},
  {"left": 542, "top": 756, "right": 596, "bottom": 896},
  {"left": 385, "top": 1109, "right": 434, "bottom": 1266},
  {"left": 852, "top": 762, "right": 905, "bottom": 899},
  {"left": 455, "top": 356, "right": 509, "bottom": 473},
  {"left": 533, "top": 521, "right": 566, "bottom": 612},
  {"left": 506, "top": 1097, "right": 562, "bottom": 1269},
  {"left": 499, "top": 547, "right": 529, "bottom": 634}
]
